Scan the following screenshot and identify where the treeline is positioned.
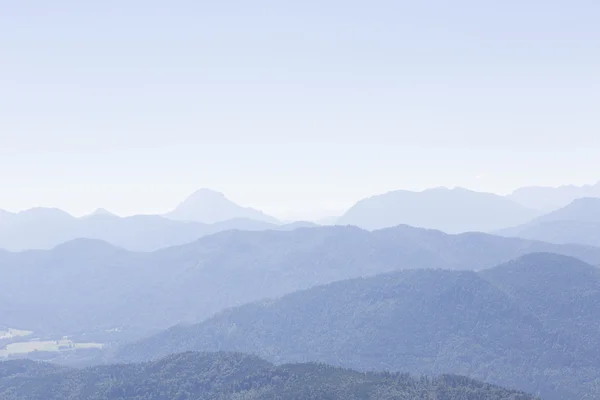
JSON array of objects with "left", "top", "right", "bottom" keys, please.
[{"left": 0, "top": 352, "right": 536, "bottom": 400}]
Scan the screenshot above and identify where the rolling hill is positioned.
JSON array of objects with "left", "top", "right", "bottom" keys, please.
[
  {"left": 116, "top": 253, "right": 600, "bottom": 399},
  {"left": 480, "top": 253, "right": 600, "bottom": 354}
]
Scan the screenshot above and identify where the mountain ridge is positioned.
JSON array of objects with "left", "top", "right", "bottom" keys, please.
[
  {"left": 115, "top": 253, "right": 600, "bottom": 399},
  {"left": 508, "top": 181, "right": 600, "bottom": 211},
  {"left": 338, "top": 187, "right": 537, "bottom": 233},
  {"left": 0, "top": 210, "right": 297, "bottom": 252},
  {"left": 3, "top": 226, "right": 600, "bottom": 343},
  {"left": 497, "top": 197, "right": 600, "bottom": 247}
]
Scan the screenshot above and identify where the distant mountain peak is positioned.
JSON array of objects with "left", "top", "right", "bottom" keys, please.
[
  {"left": 165, "top": 189, "right": 279, "bottom": 225},
  {"left": 90, "top": 208, "right": 117, "bottom": 217},
  {"left": 181, "top": 188, "right": 228, "bottom": 203},
  {"left": 338, "top": 187, "right": 536, "bottom": 233},
  {"left": 425, "top": 186, "right": 459, "bottom": 192},
  {"left": 191, "top": 188, "right": 226, "bottom": 197},
  {"left": 86, "top": 208, "right": 117, "bottom": 218},
  {"left": 181, "top": 189, "right": 237, "bottom": 206}
]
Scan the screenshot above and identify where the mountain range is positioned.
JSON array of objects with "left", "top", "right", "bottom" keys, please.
[
  {"left": 4, "top": 184, "right": 600, "bottom": 253},
  {"left": 117, "top": 253, "right": 600, "bottom": 400},
  {"left": 0, "top": 190, "right": 320, "bottom": 252},
  {"left": 2, "top": 226, "right": 600, "bottom": 346},
  {"left": 0, "top": 352, "right": 536, "bottom": 400},
  {"left": 3, "top": 186, "right": 600, "bottom": 399}
]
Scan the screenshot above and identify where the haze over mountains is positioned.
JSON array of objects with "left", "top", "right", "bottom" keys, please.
[
  {"left": 4, "top": 0, "right": 599, "bottom": 397},
  {"left": 118, "top": 253, "right": 600, "bottom": 400},
  {"left": 2, "top": 182, "right": 600, "bottom": 400},
  {"left": 3, "top": 182, "right": 600, "bottom": 253},
  {"left": 2, "top": 225, "right": 600, "bottom": 345},
  {"left": 337, "top": 187, "right": 537, "bottom": 232},
  {"left": 164, "top": 188, "right": 280, "bottom": 224},
  {"left": 498, "top": 197, "right": 600, "bottom": 247},
  {"left": 508, "top": 181, "right": 600, "bottom": 212},
  {"left": 0, "top": 190, "right": 296, "bottom": 252}
]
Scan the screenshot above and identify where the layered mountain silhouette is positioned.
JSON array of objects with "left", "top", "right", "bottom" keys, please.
[
  {"left": 0, "top": 189, "right": 285, "bottom": 251},
  {"left": 529, "top": 197, "right": 600, "bottom": 223},
  {"left": 117, "top": 253, "right": 600, "bottom": 399},
  {"left": 497, "top": 197, "right": 600, "bottom": 246},
  {"left": 508, "top": 181, "right": 600, "bottom": 212},
  {"left": 0, "top": 211, "right": 290, "bottom": 252},
  {"left": 164, "top": 188, "right": 279, "bottom": 224},
  {"left": 338, "top": 187, "right": 537, "bottom": 233},
  {"left": 2, "top": 226, "right": 600, "bottom": 343},
  {"left": 0, "top": 352, "right": 535, "bottom": 400}
]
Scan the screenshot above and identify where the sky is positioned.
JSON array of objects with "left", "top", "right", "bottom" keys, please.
[{"left": 1, "top": 1, "right": 599, "bottom": 219}]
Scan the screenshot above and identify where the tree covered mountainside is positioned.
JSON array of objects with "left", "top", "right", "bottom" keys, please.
[
  {"left": 481, "top": 252, "right": 600, "bottom": 350},
  {"left": 2, "top": 226, "right": 600, "bottom": 342},
  {"left": 116, "top": 253, "right": 600, "bottom": 400},
  {"left": 0, "top": 352, "right": 536, "bottom": 400}
]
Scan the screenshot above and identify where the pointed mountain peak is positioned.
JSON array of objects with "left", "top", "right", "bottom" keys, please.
[
  {"left": 165, "top": 189, "right": 279, "bottom": 225},
  {"left": 190, "top": 188, "right": 226, "bottom": 197},
  {"left": 183, "top": 189, "right": 228, "bottom": 203},
  {"left": 87, "top": 208, "right": 118, "bottom": 218}
]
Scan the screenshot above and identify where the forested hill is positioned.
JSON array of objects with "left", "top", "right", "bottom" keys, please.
[
  {"left": 116, "top": 254, "right": 600, "bottom": 400},
  {"left": 0, "top": 352, "right": 536, "bottom": 400}
]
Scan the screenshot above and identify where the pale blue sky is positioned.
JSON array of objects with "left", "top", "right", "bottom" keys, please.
[{"left": 1, "top": 1, "right": 599, "bottom": 218}]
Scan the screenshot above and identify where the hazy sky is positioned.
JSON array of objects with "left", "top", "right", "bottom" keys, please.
[{"left": 1, "top": 1, "right": 599, "bottom": 218}]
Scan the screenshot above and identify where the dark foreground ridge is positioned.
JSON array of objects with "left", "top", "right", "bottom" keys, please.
[{"left": 0, "top": 352, "right": 536, "bottom": 400}]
